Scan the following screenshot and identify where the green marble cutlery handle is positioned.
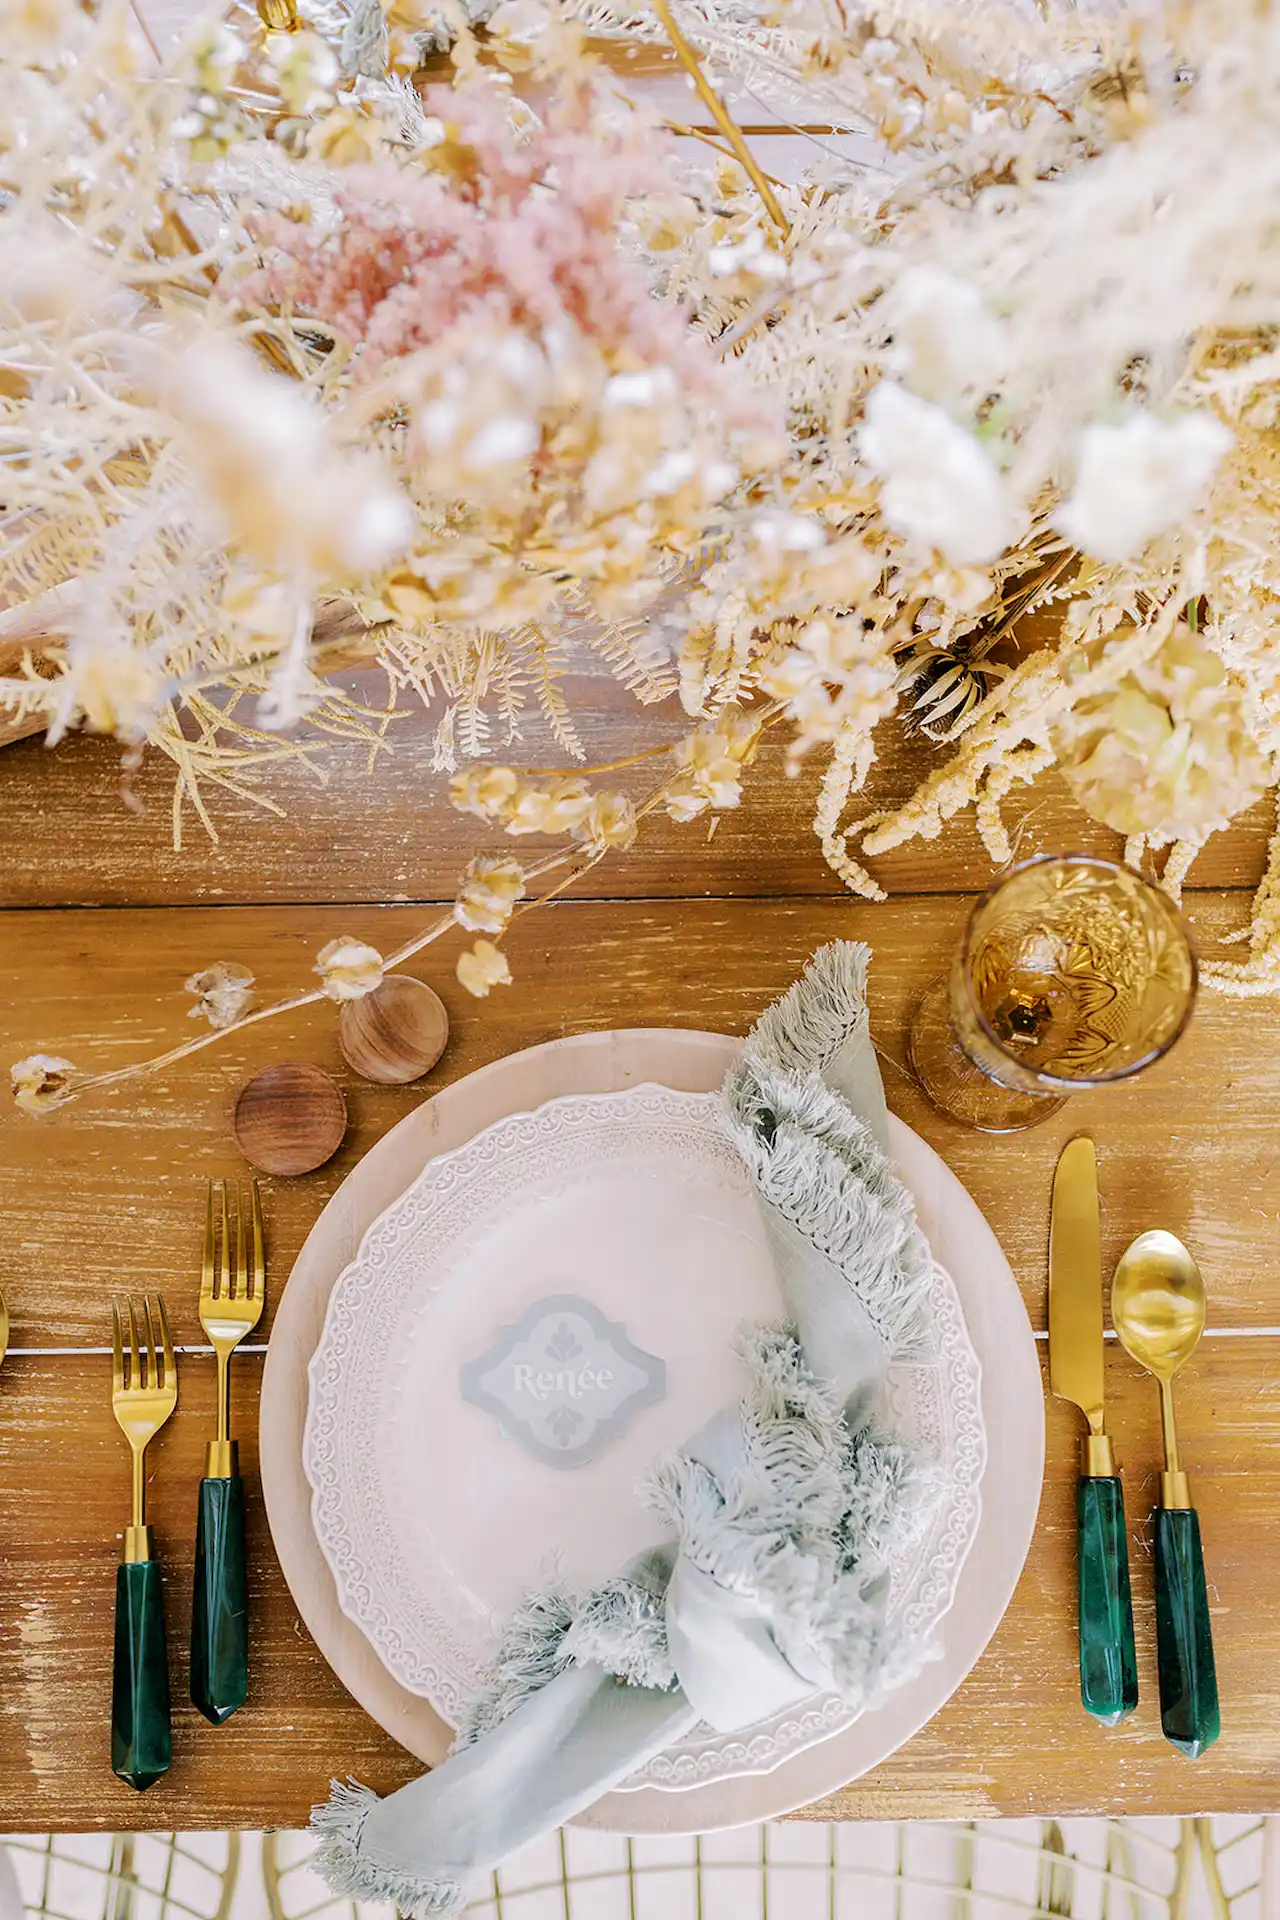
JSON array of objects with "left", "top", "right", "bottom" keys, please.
[
  {"left": 1155, "top": 1504, "right": 1220, "bottom": 1756},
  {"left": 1077, "top": 1475, "right": 1139, "bottom": 1724},
  {"left": 112, "top": 1552, "right": 172, "bottom": 1790},
  {"left": 191, "top": 1472, "right": 249, "bottom": 1725}
]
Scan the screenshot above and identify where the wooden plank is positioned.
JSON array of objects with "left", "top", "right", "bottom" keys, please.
[
  {"left": 1, "top": 698, "right": 1274, "bottom": 907},
  {"left": 0, "top": 1341, "right": 1272, "bottom": 1830},
  {"left": 0, "top": 893, "right": 1275, "bottom": 1344}
]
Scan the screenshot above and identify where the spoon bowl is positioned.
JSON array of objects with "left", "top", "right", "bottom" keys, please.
[{"left": 1111, "top": 1229, "right": 1206, "bottom": 1381}]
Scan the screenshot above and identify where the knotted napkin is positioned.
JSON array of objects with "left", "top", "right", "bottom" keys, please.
[{"left": 314, "top": 942, "right": 942, "bottom": 1915}]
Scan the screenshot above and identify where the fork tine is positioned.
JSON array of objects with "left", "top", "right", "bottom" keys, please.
[
  {"left": 144, "top": 1296, "right": 163, "bottom": 1393},
  {"left": 156, "top": 1295, "right": 175, "bottom": 1393},
  {"left": 126, "top": 1296, "right": 143, "bottom": 1390},
  {"left": 250, "top": 1178, "right": 265, "bottom": 1301},
  {"left": 218, "top": 1180, "right": 230, "bottom": 1302},
  {"left": 202, "top": 1181, "right": 216, "bottom": 1299},
  {"left": 235, "top": 1183, "right": 249, "bottom": 1303},
  {"left": 111, "top": 1297, "right": 125, "bottom": 1395}
]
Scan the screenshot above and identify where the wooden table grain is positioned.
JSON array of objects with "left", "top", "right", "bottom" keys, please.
[{"left": 2, "top": 683, "right": 1278, "bottom": 1832}]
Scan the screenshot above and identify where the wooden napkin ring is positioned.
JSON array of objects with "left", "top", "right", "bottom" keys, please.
[{"left": 234, "top": 1062, "right": 348, "bottom": 1176}]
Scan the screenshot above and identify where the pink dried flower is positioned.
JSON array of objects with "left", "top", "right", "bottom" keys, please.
[{"left": 234, "top": 78, "right": 751, "bottom": 418}]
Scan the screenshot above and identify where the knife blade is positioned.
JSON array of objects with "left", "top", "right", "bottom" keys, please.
[
  {"left": 1049, "top": 1134, "right": 1107, "bottom": 1460},
  {"left": 1048, "top": 1134, "right": 1138, "bottom": 1724}
]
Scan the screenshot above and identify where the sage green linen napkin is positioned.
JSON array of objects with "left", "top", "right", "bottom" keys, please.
[{"left": 315, "top": 942, "right": 941, "bottom": 1915}]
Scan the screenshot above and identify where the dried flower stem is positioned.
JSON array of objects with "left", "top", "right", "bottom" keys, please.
[
  {"left": 50, "top": 986, "right": 331, "bottom": 1107},
  {"left": 662, "top": 119, "right": 787, "bottom": 189},
  {"left": 646, "top": 0, "right": 790, "bottom": 236},
  {"left": 520, "top": 744, "right": 679, "bottom": 778},
  {"left": 43, "top": 848, "right": 584, "bottom": 1109}
]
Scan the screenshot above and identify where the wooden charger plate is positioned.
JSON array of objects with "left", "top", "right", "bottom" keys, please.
[{"left": 260, "top": 1028, "right": 1044, "bottom": 1834}]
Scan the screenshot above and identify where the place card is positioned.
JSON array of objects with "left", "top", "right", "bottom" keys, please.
[{"left": 459, "top": 1293, "right": 666, "bottom": 1468}]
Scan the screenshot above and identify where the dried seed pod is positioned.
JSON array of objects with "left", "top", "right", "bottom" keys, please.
[
  {"left": 337, "top": 974, "right": 449, "bottom": 1085},
  {"left": 233, "top": 1062, "right": 348, "bottom": 1176}
]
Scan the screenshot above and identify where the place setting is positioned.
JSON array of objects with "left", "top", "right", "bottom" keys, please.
[
  {"left": 191, "top": 850, "right": 1203, "bottom": 1911},
  {"left": 0, "top": 830, "right": 1225, "bottom": 1885}
]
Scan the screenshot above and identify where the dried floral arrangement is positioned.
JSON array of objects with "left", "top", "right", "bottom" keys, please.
[{"left": 9, "top": 0, "right": 1280, "bottom": 1110}]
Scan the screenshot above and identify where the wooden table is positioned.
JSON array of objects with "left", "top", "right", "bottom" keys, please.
[{"left": 2, "top": 661, "right": 1279, "bottom": 1833}]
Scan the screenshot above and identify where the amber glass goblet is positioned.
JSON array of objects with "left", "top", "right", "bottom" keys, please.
[{"left": 908, "top": 854, "right": 1198, "bottom": 1133}]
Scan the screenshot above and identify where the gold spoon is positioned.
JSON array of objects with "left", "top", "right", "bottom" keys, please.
[{"left": 1112, "top": 1231, "right": 1220, "bottom": 1756}]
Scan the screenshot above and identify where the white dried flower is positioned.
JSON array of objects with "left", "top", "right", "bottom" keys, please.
[
  {"left": 454, "top": 856, "right": 527, "bottom": 933},
  {"left": 315, "top": 937, "right": 385, "bottom": 1001},
  {"left": 858, "top": 384, "right": 1024, "bottom": 566},
  {"left": 449, "top": 766, "right": 519, "bottom": 821},
  {"left": 0, "top": 216, "right": 128, "bottom": 328},
  {"left": 502, "top": 779, "right": 593, "bottom": 836},
  {"left": 573, "top": 793, "right": 638, "bottom": 854},
  {"left": 264, "top": 29, "right": 339, "bottom": 115},
  {"left": 190, "top": 20, "right": 243, "bottom": 92},
  {"left": 707, "top": 228, "right": 786, "bottom": 283},
  {"left": 1056, "top": 412, "right": 1233, "bottom": 562},
  {"left": 49, "top": 640, "right": 164, "bottom": 744},
  {"left": 159, "top": 335, "right": 412, "bottom": 582},
  {"left": 185, "top": 963, "right": 255, "bottom": 1029},
  {"left": 456, "top": 939, "right": 512, "bottom": 997},
  {"left": 485, "top": 0, "right": 551, "bottom": 43},
  {"left": 750, "top": 513, "right": 826, "bottom": 555},
  {"left": 665, "top": 709, "right": 762, "bottom": 821},
  {"left": 885, "top": 266, "right": 1006, "bottom": 405},
  {"left": 11, "top": 1055, "right": 76, "bottom": 1113},
  {"left": 462, "top": 416, "right": 540, "bottom": 471},
  {"left": 645, "top": 450, "right": 699, "bottom": 496},
  {"left": 13, "top": 0, "right": 76, "bottom": 53},
  {"left": 605, "top": 369, "right": 679, "bottom": 409}
]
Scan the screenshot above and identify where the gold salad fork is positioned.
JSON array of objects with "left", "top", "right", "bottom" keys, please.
[
  {"left": 110, "top": 1293, "right": 177, "bottom": 1791},
  {"left": 191, "top": 1178, "right": 264, "bottom": 1724}
]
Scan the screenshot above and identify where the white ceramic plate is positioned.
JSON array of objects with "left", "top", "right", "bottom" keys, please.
[
  {"left": 302, "top": 1083, "right": 984, "bottom": 1791},
  {"left": 260, "top": 1029, "right": 1044, "bottom": 1834}
]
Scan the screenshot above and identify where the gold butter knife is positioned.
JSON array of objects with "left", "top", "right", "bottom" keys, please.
[{"left": 1048, "top": 1135, "right": 1138, "bottom": 1725}]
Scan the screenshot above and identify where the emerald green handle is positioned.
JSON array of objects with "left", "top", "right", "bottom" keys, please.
[
  {"left": 112, "top": 1559, "right": 172, "bottom": 1790},
  {"left": 1077, "top": 1476, "right": 1139, "bottom": 1724},
  {"left": 1155, "top": 1506, "right": 1220, "bottom": 1756},
  {"left": 191, "top": 1475, "right": 249, "bottom": 1725}
]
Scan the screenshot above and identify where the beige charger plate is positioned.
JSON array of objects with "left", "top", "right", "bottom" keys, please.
[{"left": 260, "top": 1028, "right": 1044, "bottom": 1834}]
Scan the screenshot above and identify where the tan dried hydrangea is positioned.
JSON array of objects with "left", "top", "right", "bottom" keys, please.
[
  {"left": 1055, "top": 627, "right": 1272, "bottom": 842},
  {"left": 11, "top": 1054, "right": 76, "bottom": 1114},
  {"left": 456, "top": 939, "right": 513, "bottom": 997},
  {"left": 665, "top": 709, "right": 764, "bottom": 822},
  {"left": 185, "top": 963, "right": 255, "bottom": 1029},
  {"left": 454, "top": 856, "right": 528, "bottom": 933},
  {"left": 504, "top": 780, "right": 594, "bottom": 837},
  {"left": 315, "top": 938, "right": 386, "bottom": 1001},
  {"left": 574, "top": 793, "right": 638, "bottom": 853}
]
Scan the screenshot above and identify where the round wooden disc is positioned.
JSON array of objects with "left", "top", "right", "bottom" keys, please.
[
  {"left": 233, "top": 1062, "right": 348, "bottom": 1176},
  {"left": 337, "top": 975, "right": 449, "bottom": 1085}
]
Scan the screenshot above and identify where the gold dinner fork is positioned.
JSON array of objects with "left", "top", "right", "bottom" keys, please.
[
  {"left": 110, "top": 1293, "right": 177, "bottom": 1791},
  {"left": 191, "top": 1178, "right": 264, "bottom": 1724}
]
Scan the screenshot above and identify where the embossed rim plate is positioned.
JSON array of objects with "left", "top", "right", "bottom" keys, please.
[
  {"left": 260, "top": 1028, "right": 1044, "bottom": 1834},
  {"left": 302, "top": 1083, "right": 985, "bottom": 1791}
]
